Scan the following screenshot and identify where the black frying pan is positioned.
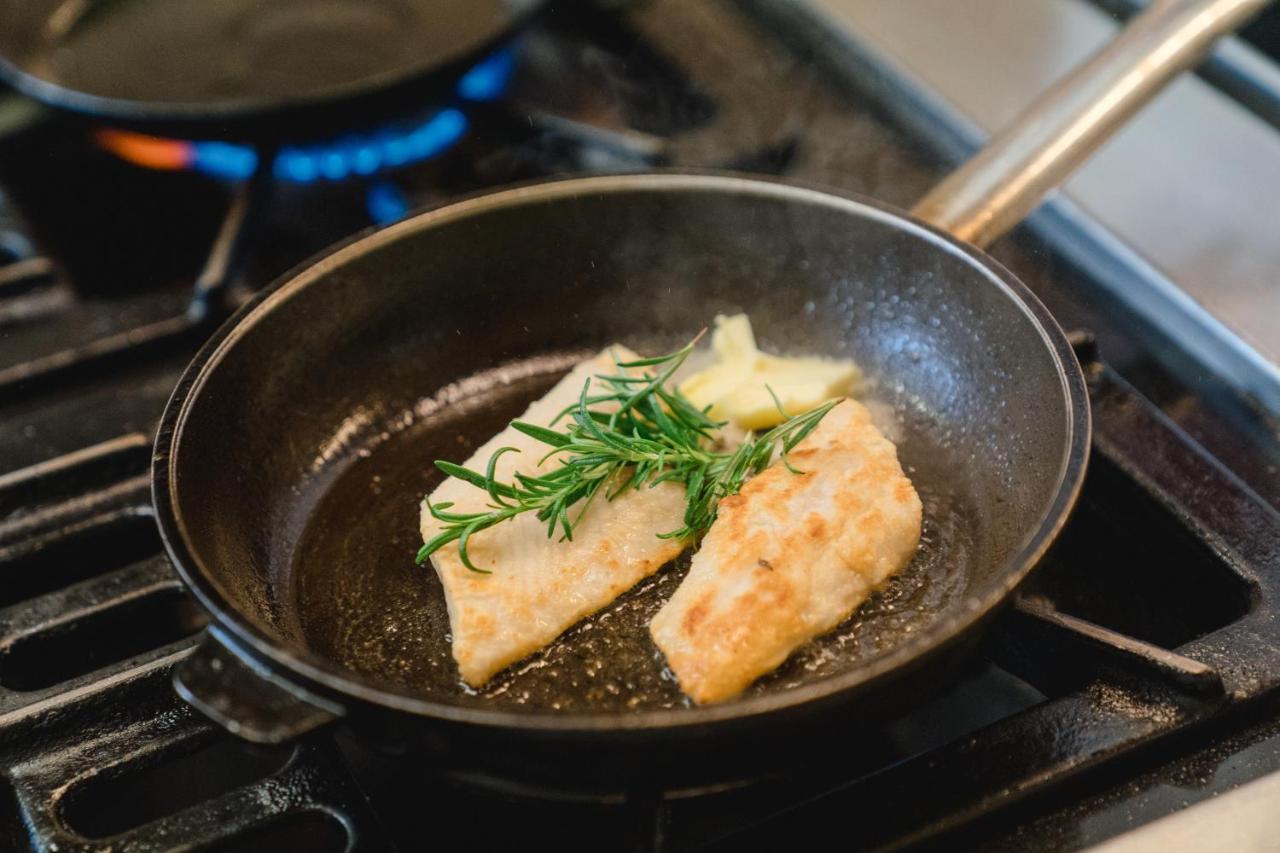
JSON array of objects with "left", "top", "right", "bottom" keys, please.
[
  {"left": 151, "top": 0, "right": 1264, "bottom": 787},
  {"left": 0, "top": 0, "right": 545, "bottom": 135}
]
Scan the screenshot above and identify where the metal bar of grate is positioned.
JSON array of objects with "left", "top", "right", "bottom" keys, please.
[
  {"left": 4, "top": 692, "right": 387, "bottom": 852},
  {"left": 0, "top": 556, "right": 201, "bottom": 699},
  {"left": 1009, "top": 595, "right": 1225, "bottom": 697},
  {"left": 0, "top": 481, "right": 152, "bottom": 556},
  {"left": 0, "top": 257, "right": 55, "bottom": 297},
  {"left": 0, "top": 314, "right": 198, "bottom": 405},
  {"left": 0, "top": 433, "right": 150, "bottom": 517},
  {"left": 0, "top": 555, "right": 179, "bottom": 645}
]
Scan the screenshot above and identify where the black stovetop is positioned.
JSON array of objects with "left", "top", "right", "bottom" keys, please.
[{"left": 1, "top": 2, "right": 1279, "bottom": 851}]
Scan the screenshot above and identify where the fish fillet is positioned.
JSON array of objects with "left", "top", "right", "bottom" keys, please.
[
  {"left": 649, "top": 399, "right": 922, "bottom": 704},
  {"left": 422, "top": 348, "right": 688, "bottom": 687}
]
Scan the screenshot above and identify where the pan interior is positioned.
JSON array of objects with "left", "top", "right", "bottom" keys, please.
[
  {"left": 169, "top": 178, "right": 1074, "bottom": 714},
  {"left": 290, "top": 357, "right": 974, "bottom": 711},
  {"left": 0, "top": 0, "right": 516, "bottom": 106}
]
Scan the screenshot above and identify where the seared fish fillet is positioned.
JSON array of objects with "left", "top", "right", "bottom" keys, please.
[
  {"left": 650, "top": 399, "right": 922, "bottom": 704},
  {"left": 422, "top": 349, "right": 688, "bottom": 687}
]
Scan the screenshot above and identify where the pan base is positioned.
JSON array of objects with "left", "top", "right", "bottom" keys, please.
[{"left": 288, "top": 353, "right": 974, "bottom": 712}]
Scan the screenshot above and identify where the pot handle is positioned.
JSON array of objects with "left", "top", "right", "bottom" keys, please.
[
  {"left": 911, "top": 0, "right": 1273, "bottom": 249},
  {"left": 174, "top": 628, "right": 343, "bottom": 744}
]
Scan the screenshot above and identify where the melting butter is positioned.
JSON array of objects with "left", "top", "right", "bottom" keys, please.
[{"left": 680, "top": 314, "right": 860, "bottom": 430}]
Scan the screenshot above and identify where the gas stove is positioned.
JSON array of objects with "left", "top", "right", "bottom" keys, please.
[{"left": 1, "top": 1, "right": 1279, "bottom": 850}]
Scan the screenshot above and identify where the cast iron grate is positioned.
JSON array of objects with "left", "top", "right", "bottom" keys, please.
[
  {"left": 0, "top": 189, "right": 69, "bottom": 330},
  {"left": 0, "top": 428, "right": 387, "bottom": 850}
]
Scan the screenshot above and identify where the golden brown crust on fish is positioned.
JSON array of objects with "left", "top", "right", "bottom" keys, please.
[{"left": 649, "top": 399, "right": 922, "bottom": 704}]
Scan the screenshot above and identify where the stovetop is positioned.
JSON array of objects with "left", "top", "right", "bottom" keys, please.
[
  {"left": 784, "top": 0, "right": 1280, "bottom": 414},
  {"left": 1, "top": 1, "right": 1279, "bottom": 850}
]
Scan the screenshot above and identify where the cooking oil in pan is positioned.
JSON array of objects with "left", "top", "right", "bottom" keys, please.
[{"left": 288, "top": 353, "right": 975, "bottom": 713}]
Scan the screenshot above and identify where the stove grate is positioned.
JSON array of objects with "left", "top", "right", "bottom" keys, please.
[{"left": 0, "top": 339, "right": 1275, "bottom": 851}]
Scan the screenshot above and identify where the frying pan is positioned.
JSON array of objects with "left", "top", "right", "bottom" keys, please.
[
  {"left": 0, "top": 0, "right": 545, "bottom": 135},
  {"left": 152, "top": 0, "right": 1268, "bottom": 787}
]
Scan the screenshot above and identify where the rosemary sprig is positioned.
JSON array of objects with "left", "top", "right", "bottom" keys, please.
[{"left": 417, "top": 338, "right": 837, "bottom": 572}]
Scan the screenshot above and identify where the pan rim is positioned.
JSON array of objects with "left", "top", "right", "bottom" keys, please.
[{"left": 153, "top": 171, "right": 1091, "bottom": 732}]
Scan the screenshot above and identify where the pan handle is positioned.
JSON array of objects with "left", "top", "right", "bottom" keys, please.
[
  {"left": 174, "top": 628, "right": 343, "bottom": 744},
  {"left": 910, "top": 0, "right": 1272, "bottom": 249}
]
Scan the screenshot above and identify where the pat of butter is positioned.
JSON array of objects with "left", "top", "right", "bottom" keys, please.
[{"left": 680, "top": 314, "right": 859, "bottom": 430}]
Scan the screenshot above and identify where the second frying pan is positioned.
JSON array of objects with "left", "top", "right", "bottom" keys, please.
[
  {"left": 0, "top": 0, "right": 546, "bottom": 134},
  {"left": 153, "top": 0, "right": 1268, "bottom": 787}
]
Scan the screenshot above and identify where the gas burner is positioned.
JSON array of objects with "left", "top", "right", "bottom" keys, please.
[{"left": 93, "top": 48, "right": 517, "bottom": 186}]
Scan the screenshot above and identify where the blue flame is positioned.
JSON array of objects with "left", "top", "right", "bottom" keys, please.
[
  {"left": 366, "top": 181, "right": 411, "bottom": 225},
  {"left": 272, "top": 108, "right": 468, "bottom": 184},
  {"left": 187, "top": 47, "right": 514, "bottom": 183},
  {"left": 191, "top": 142, "right": 258, "bottom": 180},
  {"left": 457, "top": 48, "right": 516, "bottom": 102}
]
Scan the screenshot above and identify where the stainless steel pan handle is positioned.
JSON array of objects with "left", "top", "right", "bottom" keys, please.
[{"left": 911, "top": 0, "right": 1272, "bottom": 249}]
